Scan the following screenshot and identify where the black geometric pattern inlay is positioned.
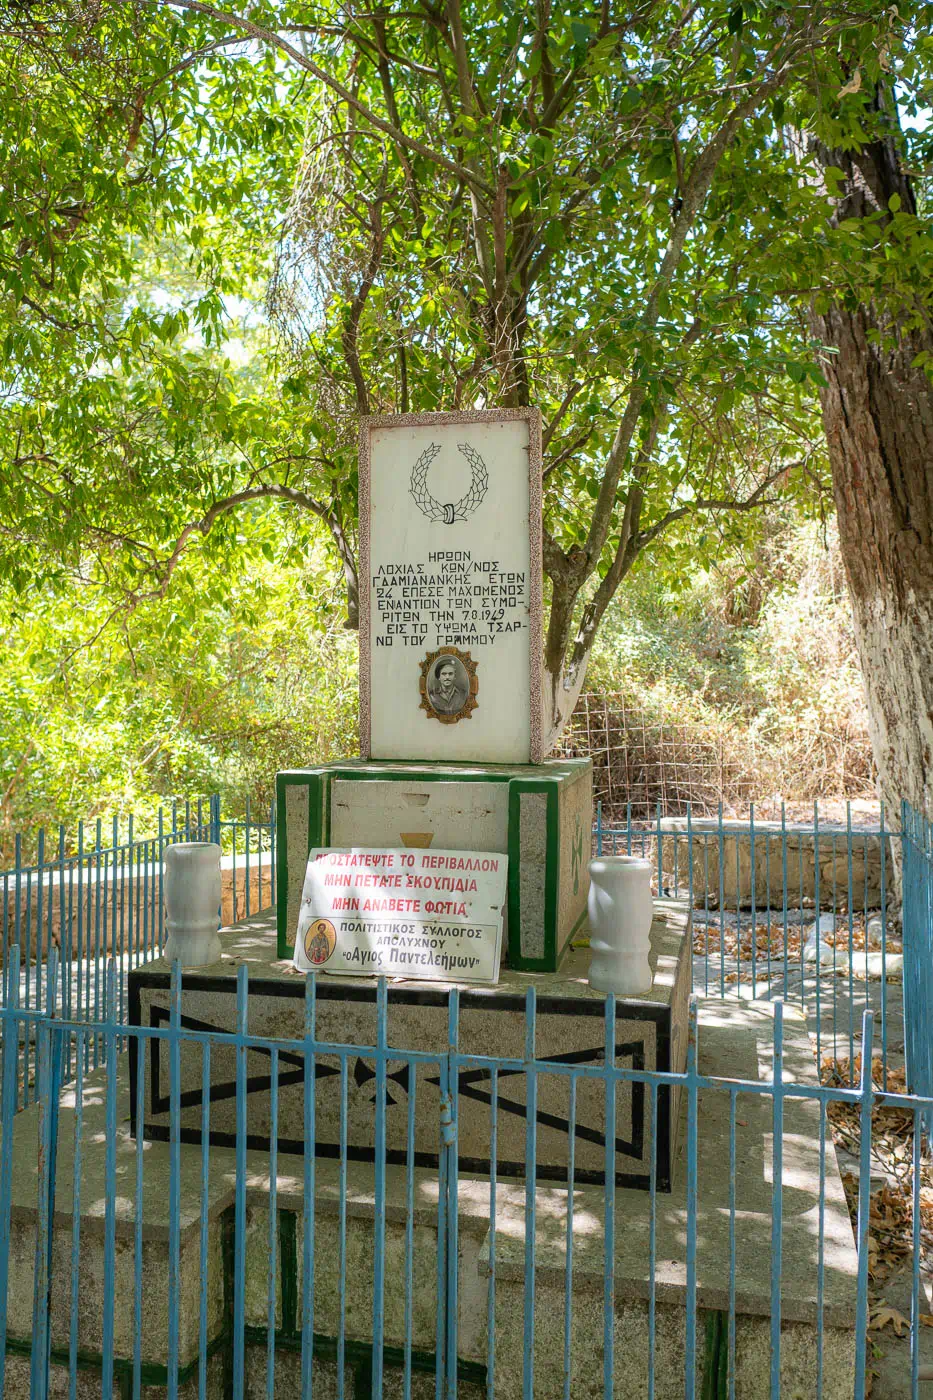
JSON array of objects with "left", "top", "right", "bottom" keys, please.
[
  {"left": 146, "top": 1006, "right": 647, "bottom": 1163},
  {"left": 148, "top": 1005, "right": 339, "bottom": 1115}
]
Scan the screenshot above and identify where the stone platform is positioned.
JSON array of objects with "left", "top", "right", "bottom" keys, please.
[
  {"left": 128, "top": 901, "right": 691, "bottom": 1191},
  {"left": 3, "top": 1000, "right": 857, "bottom": 1398}
]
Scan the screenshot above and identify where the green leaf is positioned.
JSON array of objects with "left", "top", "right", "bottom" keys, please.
[
  {"left": 646, "top": 152, "right": 673, "bottom": 181},
  {"left": 543, "top": 220, "right": 566, "bottom": 252}
]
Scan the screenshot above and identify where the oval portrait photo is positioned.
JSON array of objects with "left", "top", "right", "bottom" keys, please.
[
  {"left": 303, "top": 917, "right": 337, "bottom": 966},
  {"left": 426, "top": 654, "right": 470, "bottom": 717}
]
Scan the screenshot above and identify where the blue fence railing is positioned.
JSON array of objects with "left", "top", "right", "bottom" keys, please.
[
  {"left": 0, "top": 957, "right": 929, "bottom": 1400},
  {"left": 903, "top": 801, "right": 933, "bottom": 1134},
  {"left": 595, "top": 800, "right": 906, "bottom": 1085},
  {"left": 0, "top": 798, "right": 929, "bottom": 1398},
  {"left": 0, "top": 798, "right": 274, "bottom": 1106},
  {"left": 0, "top": 798, "right": 920, "bottom": 1088}
]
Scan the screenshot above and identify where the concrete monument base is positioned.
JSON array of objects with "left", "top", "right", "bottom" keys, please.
[
  {"left": 4, "top": 1001, "right": 857, "bottom": 1398},
  {"left": 276, "top": 758, "right": 593, "bottom": 970},
  {"left": 128, "top": 901, "right": 691, "bottom": 1191}
]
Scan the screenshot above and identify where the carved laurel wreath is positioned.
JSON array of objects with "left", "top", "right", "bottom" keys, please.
[
  {"left": 409, "top": 442, "right": 489, "bottom": 524},
  {"left": 419, "top": 646, "right": 478, "bottom": 724}
]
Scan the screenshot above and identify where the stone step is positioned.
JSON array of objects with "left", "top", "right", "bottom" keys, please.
[{"left": 2, "top": 998, "right": 859, "bottom": 1398}]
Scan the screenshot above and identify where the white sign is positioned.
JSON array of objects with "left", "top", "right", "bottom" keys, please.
[
  {"left": 293, "top": 847, "right": 507, "bottom": 984},
  {"left": 359, "top": 410, "right": 543, "bottom": 764}
]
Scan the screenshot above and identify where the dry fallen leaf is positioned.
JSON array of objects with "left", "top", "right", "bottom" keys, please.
[{"left": 869, "top": 1305, "right": 910, "bottom": 1337}]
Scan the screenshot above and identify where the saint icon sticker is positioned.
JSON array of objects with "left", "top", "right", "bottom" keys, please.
[
  {"left": 419, "top": 647, "right": 478, "bottom": 724},
  {"left": 303, "top": 917, "right": 337, "bottom": 966}
]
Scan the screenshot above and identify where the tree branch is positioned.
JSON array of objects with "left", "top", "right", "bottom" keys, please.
[
  {"left": 152, "top": 0, "right": 496, "bottom": 197},
  {"left": 635, "top": 463, "right": 800, "bottom": 553},
  {"left": 135, "top": 483, "right": 360, "bottom": 625}
]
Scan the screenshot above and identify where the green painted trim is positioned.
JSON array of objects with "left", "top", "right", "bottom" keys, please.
[
  {"left": 322, "top": 768, "right": 333, "bottom": 845},
  {"left": 506, "top": 780, "right": 559, "bottom": 972},
  {"left": 506, "top": 780, "right": 522, "bottom": 966},
  {"left": 276, "top": 771, "right": 326, "bottom": 959},
  {"left": 221, "top": 1204, "right": 236, "bottom": 1397},
  {"left": 4, "top": 1329, "right": 227, "bottom": 1390},
  {"left": 279, "top": 1208, "right": 299, "bottom": 1335},
  {"left": 275, "top": 771, "right": 291, "bottom": 961},
  {"left": 701, "top": 1310, "right": 728, "bottom": 1400},
  {"left": 560, "top": 903, "right": 589, "bottom": 959},
  {"left": 5, "top": 1325, "right": 486, "bottom": 1396}
]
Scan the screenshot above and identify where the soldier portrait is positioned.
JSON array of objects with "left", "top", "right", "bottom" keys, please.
[{"left": 426, "top": 655, "right": 470, "bottom": 716}]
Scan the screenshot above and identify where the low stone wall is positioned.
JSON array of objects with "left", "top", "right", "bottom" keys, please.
[
  {"left": 659, "top": 819, "right": 893, "bottom": 910},
  {"left": 0, "top": 859, "right": 274, "bottom": 962}
]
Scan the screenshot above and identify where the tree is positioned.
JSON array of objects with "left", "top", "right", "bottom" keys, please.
[
  {"left": 807, "top": 78, "right": 933, "bottom": 820},
  {"left": 0, "top": 0, "right": 905, "bottom": 748}
]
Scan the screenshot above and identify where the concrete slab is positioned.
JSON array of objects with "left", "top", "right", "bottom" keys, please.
[
  {"left": 479, "top": 999, "right": 857, "bottom": 1324},
  {"left": 476, "top": 999, "right": 859, "bottom": 1399},
  {"left": 129, "top": 901, "right": 691, "bottom": 1190}
]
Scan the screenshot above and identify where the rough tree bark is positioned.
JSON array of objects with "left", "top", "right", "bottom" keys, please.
[{"left": 810, "top": 98, "right": 933, "bottom": 821}]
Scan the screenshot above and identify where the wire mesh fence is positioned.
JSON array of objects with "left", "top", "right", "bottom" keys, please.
[{"left": 558, "top": 692, "right": 874, "bottom": 822}]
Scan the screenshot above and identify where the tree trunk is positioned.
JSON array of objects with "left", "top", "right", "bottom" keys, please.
[{"left": 810, "top": 109, "right": 933, "bottom": 821}]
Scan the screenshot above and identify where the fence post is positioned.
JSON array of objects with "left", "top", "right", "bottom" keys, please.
[
  {"left": 685, "top": 999, "right": 699, "bottom": 1400},
  {"left": 524, "top": 985, "right": 538, "bottom": 1400},
  {"left": 301, "top": 973, "right": 317, "bottom": 1400},
  {"left": 167, "top": 959, "right": 182, "bottom": 1400},
  {"left": 0, "top": 945, "right": 21, "bottom": 1396},
  {"left": 101, "top": 962, "right": 118, "bottom": 1400},
  {"left": 769, "top": 1001, "right": 784, "bottom": 1397},
  {"left": 603, "top": 990, "right": 616, "bottom": 1400},
  {"left": 233, "top": 963, "right": 249, "bottom": 1399},
  {"left": 444, "top": 986, "right": 460, "bottom": 1400},
  {"left": 853, "top": 1010, "right": 875, "bottom": 1400},
  {"left": 30, "top": 950, "right": 62, "bottom": 1400}
]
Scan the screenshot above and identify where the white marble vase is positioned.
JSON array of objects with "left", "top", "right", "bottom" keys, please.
[
  {"left": 587, "top": 855, "right": 654, "bottom": 996},
  {"left": 163, "top": 842, "right": 222, "bottom": 966}
]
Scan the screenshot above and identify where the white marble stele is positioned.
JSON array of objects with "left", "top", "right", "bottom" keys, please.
[{"left": 359, "top": 410, "right": 544, "bottom": 764}]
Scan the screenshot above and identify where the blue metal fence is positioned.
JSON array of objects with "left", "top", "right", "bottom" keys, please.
[
  {"left": 903, "top": 802, "right": 933, "bottom": 1133},
  {"left": 0, "top": 797, "right": 275, "bottom": 1106},
  {"left": 0, "top": 797, "right": 930, "bottom": 1398},
  {"left": 0, "top": 958, "right": 930, "bottom": 1399},
  {"left": 595, "top": 800, "right": 904, "bottom": 1087}
]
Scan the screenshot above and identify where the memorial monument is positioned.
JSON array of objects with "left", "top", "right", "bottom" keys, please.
[
  {"left": 276, "top": 409, "right": 593, "bottom": 972},
  {"left": 129, "top": 407, "right": 691, "bottom": 1191},
  {"left": 10, "top": 413, "right": 858, "bottom": 1400}
]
